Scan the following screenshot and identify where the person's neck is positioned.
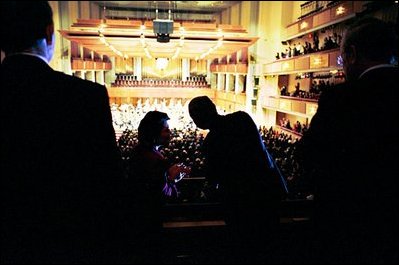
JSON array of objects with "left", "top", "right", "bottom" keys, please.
[
  {"left": 8, "top": 39, "right": 50, "bottom": 64},
  {"left": 208, "top": 114, "right": 221, "bottom": 130},
  {"left": 23, "top": 46, "right": 49, "bottom": 63},
  {"left": 7, "top": 51, "right": 49, "bottom": 66},
  {"left": 26, "top": 46, "right": 47, "bottom": 56}
]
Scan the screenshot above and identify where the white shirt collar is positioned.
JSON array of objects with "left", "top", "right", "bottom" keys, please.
[
  {"left": 359, "top": 64, "right": 396, "bottom": 79},
  {"left": 7, "top": 52, "right": 49, "bottom": 65}
]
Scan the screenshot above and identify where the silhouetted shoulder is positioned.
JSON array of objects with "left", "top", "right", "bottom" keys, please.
[
  {"left": 226, "top": 111, "right": 254, "bottom": 125},
  {"left": 319, "top": 81, "right": 347, "bottom": 97},
  {"left": 222, "top": 111, "right": 259, "bottom": 139},
  {"left": 317, "top": 81, "right": 350, "bottom": 109},
  {"left": 234, "top": 110, "right": 252, "bottom": 119},
  {"left": 360, "top": 66, "right": 398, "bottom": 81}
]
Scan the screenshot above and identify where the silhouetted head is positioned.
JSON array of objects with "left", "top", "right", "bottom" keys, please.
[
  {"left": 188, "top": 96, "right": 218, "bottom": 129},
  {"left": 340, "top": 17, "right": 397, "bottom": 81},
  {"left": 0, "top": 1, "right": 55, "bottom": 61},
  {"left": 138, "top": 111, "right": 171, "bottom": 146}
]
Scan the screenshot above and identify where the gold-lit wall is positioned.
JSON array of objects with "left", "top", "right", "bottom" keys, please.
[
  {"left": 47, "top": 1, "right": 320, "bottom": 124},
  {"left": 190, "top": 59, "right": 207, "bottom": 75},
  {"left": 220, "top": 1, "right": 306, "bottom": 63},
  {"left": 48, "top": 1, "right": 102, "bottom": 73},
  {"left": 240, "top": 1, "right": 252, "bottom": 37},
  {"left": 48, "top": 1, "right": 63, "bottom": 71},
  {"left": 142, "top": 58, "right": 182, "bottom": 79},
  {"left": 115, "top": 57, "right": 134, "bottom": 74},
  {"left": 221, "top": 8, "right": 230, "bottom": 24},
  {"left": 220, "top": 1, "right": 308, "bottom": 125},
  {"left": 230, "top": 3, "right": 240, "bottom": 25},
  {"left": 292, "top": 1, "right": 307, "bottom": 23},
  {"left": 214, "top": 91, "right": 246, "bottom": 113}
]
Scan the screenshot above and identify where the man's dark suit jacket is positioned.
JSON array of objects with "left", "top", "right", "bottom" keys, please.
[
  {"left": 1, "top": 55, "right": 123, "bottom": 262},
  {"left": 298, "top": 66, "right": 398, "bottom": 263}
]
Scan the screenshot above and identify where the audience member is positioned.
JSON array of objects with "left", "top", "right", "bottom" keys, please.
[
  {"left": 188, "top": 96, "right": 283, "bottom": 263},
  {"left": 1, "top": 1, "right": 124, "bottom": 263},
  {"left": 125, "top": 111, "right": 190, "bottom": 263},
  {"left": 297, "top": 17, "right": 398, "bottom": 263}
]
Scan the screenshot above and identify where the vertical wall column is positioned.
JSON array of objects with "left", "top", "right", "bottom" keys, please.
[
  {"left": 225, "top": 74, "right": 230, "bottom": 91},
  {"left": 48, "top": 1, "right": 62, "bottom": 71},
  {"left": 229, "top": 74, "right": 235, "bottom": 92},
  {"left": 104, "top": 57, "right": 115, "bottom": 85},
  {"left": 234, "top": 74, "right": 240, "bottom": 93},
  {"left": 248, "top": 1, "right": 259, "bottom": 57},
  {"left": 211, "top": 73, "right": 217, "bottom": 89},
  {"left": 80, "top": 46, "right": 86, "bottom": 80},
  {"left": 95, "top": 54, "right": 105, "bottom": 85},
  {"left": 80, "top": 1, "right": 91, "bottom": 19},
  {"left": 206, "top": 59, "right": 211, "bottom": 84},
  {"left": 134, "top": 57, "right": 142, "bottom": 81},
  {"left": 182, "top": 58, "right": 190, "bottom": 81},
  {"left": 225, "top": 73, "right": 235, "bottom": 92},
  {"left": 246, "top": 64, "right": 254, "bottom": 113},
  {"left": 88, "top": 50, "right": 96, "bottom": 83},
  {"left": 217, "top": 73, "right": 224, "bottom": 91},
  {"left": 95, "top": 71, "right": 104, "bottom": 85}
]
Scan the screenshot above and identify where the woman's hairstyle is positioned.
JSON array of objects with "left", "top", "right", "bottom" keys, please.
[{"left": 138, "top": 111, "right": 170, "bottom": 144}]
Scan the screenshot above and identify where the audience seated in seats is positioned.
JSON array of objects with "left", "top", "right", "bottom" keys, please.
[{"left": 113, "top": 101, "right": 309, "bottom": 201}]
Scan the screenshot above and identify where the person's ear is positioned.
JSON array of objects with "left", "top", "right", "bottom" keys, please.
[
  {"left": 346, "top": 45, "right": 357, "bottom": 64},
  {"left": 45, "top": 24, "right": 54, "bottom": 45}
]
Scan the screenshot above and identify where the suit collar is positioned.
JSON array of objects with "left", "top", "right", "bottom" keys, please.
[
  {"left": 359, "top": 64, "right": 397, "bottom": 79},
  {"left": 7, "top": 52, "right": 49, "bottom": 65},
  {"left": 2, "top": 54, "right": 53, "bottom": 73}
]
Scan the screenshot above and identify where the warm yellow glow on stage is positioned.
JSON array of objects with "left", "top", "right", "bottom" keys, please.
[
  {"left": 156, "top": 58, "right": 169, "bottom": 70},
  {"left": 142, "top": 57, "right": 180, "bottom": 78}
]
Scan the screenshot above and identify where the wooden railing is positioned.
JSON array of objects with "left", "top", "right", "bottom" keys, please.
[
  {"left": 283, "top": 1, "right": 364, "bottom": 41},
  {"left": 263, "top": 48, "right": 341, "bottom": 75},
  {"left": 71, "top": 58, "right": 112, "bottom": 70},
  {"left": 262, "top": 96, "right": 318, "bottom": 118},
  {"left": 210, "top": 63, "right": 248, "bottom": 74}
]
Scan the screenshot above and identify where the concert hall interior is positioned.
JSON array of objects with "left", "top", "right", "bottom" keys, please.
[{"left": 1, "top": 1, "right": 398, "bottom": 264}]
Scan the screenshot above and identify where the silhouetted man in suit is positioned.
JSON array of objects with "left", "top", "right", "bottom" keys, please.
[
  {"left": 189, "top": 96, "right": 282, "bottom": 263},
  {"left": 1, "top": 2, "right": 124, "bottom": 263},
  {"left": 297, "top": 17, "right": 398, "bottom": 263}
]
